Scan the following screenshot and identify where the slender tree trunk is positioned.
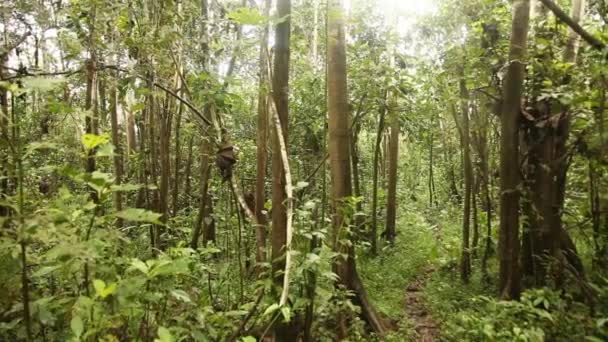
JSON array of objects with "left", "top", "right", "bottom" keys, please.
[
  {"left": 385, "top": 96, "right": 399, "bottom": 243},
  {"left": 0, "top": 52, "right": 9, "bottom": 219},
  {"left": 460, "top": 77, "right": 472, "bottom": 282},
  {"left": 84, "top": 56, "right": 99, "bottom": 203},
  {"left": 498, "top": 0, "right": 530, "bottom": 300},
  {"left": 109, "top": 67, "right": 124, "bottom": 225},
  {"left": 271, "top": 0, "right": 293, "bottom": 338},
  {"left": 327, "top": 0, "right": 385, "bottom": 336},
  {"left": 172, "top": 100, "right": 184, "bottom": 216},
  {"left": 370, "top": 92, "right": 387, "bottom": 255},
  {"left": 254, "top": 0, "right": 271, "bottom": 274},
  {"left": 184, "top": 135, "right": 194, "bottom": 200}
]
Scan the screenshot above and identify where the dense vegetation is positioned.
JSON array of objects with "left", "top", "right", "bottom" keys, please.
[{"left": 1, "top": 0, "right": 607, "bottom": 340}]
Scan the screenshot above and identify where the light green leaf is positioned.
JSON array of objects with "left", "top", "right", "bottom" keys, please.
[
  {"left": 170, "top": 289, "right": 191, "bottom": 303},
  {"left": 93, "top": 279, "right": 106, "bottom": 297},
  {"left": 228, "top": 7, "right": 267, "bottom": 25},
  {"left": 263, "top": 303, "right": 280, "bottom": 317},
  {"left": 115, "top": 208, "right": 163, "bottom": 224},
  {"left": 70, "top": 316, "right": 84, "bottom": 338},
  {"left": 280, "top": 306, "right": 291, "bottom": 322},
  {"left": 241, "top": 337, "right": 257, "bottom": 342},
  {"left": 81, "top": 133, "right": 110, "bottom": 150},
  {"left": 155, "top": 326, "right": 174, "bottom": 342},
  {"left": 129, "top": 258, "right": 150, "bottom": 275}
]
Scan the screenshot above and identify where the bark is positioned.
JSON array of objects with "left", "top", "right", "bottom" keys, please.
[
  {"left": 271, "top": 0, "right": 293, "bottom": 339},
  {"left": 109, "top": 68, "right": 124, "bottom": 226},
  {"left": 254, "top": 0, "right": 271, "bottom": 274},
  {"left": 385, "top": 96, "right": 399, "bottom": 243},
  {"left": 498, "top": 0, "right": 530, "bottom": 300},
  {"left": 370, "top": 92, "right": 387, "bottom": 255},
  {"left": 327, "top": 0, "right": 385, "bottom": 335},
  {"left": 460, "top": 76, "right": 472, "bottom": 282},
  {"left": 184, "top": 136, "right": 194, "bottom": 200},
  {"left": 172, "top": 100, "right": 184, "bottom": 216},
  {"left": 524, "top": 0, "right": 587, "bottom": 286},
  {"left": 0, "top": 52, "right": 9, "bottom": 218},
  {"left": 85, "top": 57, "right": 99, "bottom": 203},
  {"left": 271, "top": 0, "right": 290, "bottom": 290}
]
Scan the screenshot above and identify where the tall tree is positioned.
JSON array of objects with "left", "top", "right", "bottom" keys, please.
[
  {"left": 327, "top": 0, "right": 385, "bottom": 335},
  {"left": 498, "top": 0, "right": 530, "bottom": 300},
  {"left": 385, "top": 90, "right": 398, "bottom": 243},
  {"left": 255, "top": 0, "right": 271, "bottom": 273},
  {"left": 459, "top": 75, "right": 472, "bottom": 282},
  {"left": 271, "top": 0, "right": 293, "bottom": 339}
]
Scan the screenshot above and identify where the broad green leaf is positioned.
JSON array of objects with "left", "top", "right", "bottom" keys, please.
[
  {"left": 93, "top": 279, "right": 106, "bottom": 297},
  {"left": 280, "top": 306, "right": 291, "bottom": 322},
  {"left": 263, "top": 303, "right": 280, "bottom": 317},
  {"left": 228, "top": 7, "right": 267, "bottom": 26},
  {"left": 155, "top": 326, "right": 174, "bottom": 342},
  {"left": 70, "top": 316, "right": 84, "bottom": 338},
  {"left": 129, "top": 258, "right": 150, "bottom": 275},
  {"left": 115, "top": 208, "right": 162, "bottom": 224},
  {"left": 241, "top": 337, "right": 256, "bottom": 342},
  {"left": 170, "top": 289, "right": 191, "bottom": 303},
  {"left": 81, "top": 133, "right": 110, "bottom": 150}
]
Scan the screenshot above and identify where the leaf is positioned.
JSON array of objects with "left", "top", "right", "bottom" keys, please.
[
  {"left": 280, "top": 306, "right": 291, "bottom": 322},
  {"left": 170, "top": 290, "right": 191, "bottom": 303},
  {"left": 81, "top": 133, "right": 110, "bottom": 150},
  {"left": 294, "top": 181, "right": 309, "bottom": 190},
  {"left": 129, "top": 258, "right": 150, "bottom": 275},
  {"left": 93, "top": 279, "right": 106, "bottom": 297},
  {"left": 22, "top": 77, "right": 66, "bottom": 92},
  {"left": 96, "top": 143, "right": 115, "bottom": 157},
  {"left": 155, "top": 327, "right": 174, "bottom": 342},
  {"left": 115, "top": 208, "right": 163, "bottom": 224},
  {"left": 110, "top": 183, "right": 143, "bottom": 192},
  {"left": 228, "top": 7, "right": 267, "bottom": 26},
  {"left": 71, "top": 316, "right": 84, "bottom": 338},
  {"left": 263, "top": 303, "right": 280, "bottom": 317},
  {"left": 241, "top": 337, "right": 256, "bottom": 342},
  {"left": 93, "top": 279, "right": 117, "bottom": 298}
]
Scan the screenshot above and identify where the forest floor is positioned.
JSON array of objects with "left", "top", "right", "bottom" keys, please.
[{"left": 403, "top": 266, "right": 440, "bottom": 341}]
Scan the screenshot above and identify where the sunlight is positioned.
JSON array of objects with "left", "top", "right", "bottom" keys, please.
[{"left": 345, "top": 0, "right": 437, "bottom": 16}]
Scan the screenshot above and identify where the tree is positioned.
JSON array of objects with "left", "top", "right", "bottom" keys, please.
[
  {"left": 498, "top": 0, "right": 530, "bottom": 300},
  {"left": 271, "top": 0, "right": 293, "bottom": 339},
  {"left": 327, "top": 0, "right": 385, "bottom": 335},
  {"left": 255, "top": 0, "right": 271, "bottom": 273}
]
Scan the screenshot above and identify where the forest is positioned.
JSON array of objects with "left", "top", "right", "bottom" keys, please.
[{"left": 0, "top": 0, "right": 607, "bottom": 340}]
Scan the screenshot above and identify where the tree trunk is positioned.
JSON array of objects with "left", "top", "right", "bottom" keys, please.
[
  {"left": 370, "top": 92, "right": 387, "bottom": 255},
  {"left": 460, "top": 77, "right": 472, "bottom": 282},
  {"left": 385, "top": 96, "right": 398, "bottom": 243},
  {"left": 85, "top": 56, "right": 99, "bottom": 203},
  {"left": 327, "top": 0, "right": 385, "bottom": 336},
  {"left": 254, "top": 0, "right": 271, "bottom": 274},
  {"left": 172, "top": 99, "right": 184, "bottom": 216},
  {"left": 109, "top": 67, "right": 124, "bottom": 226},
  {"left": 498, "top": 0, "right": 530, "bottom": 300},
  {"left": 271, "top": 0, "right": 292, "bottom": 339}
]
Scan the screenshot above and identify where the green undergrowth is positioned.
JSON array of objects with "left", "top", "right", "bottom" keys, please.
[{"left": 358, "top": 207, "right": 440, "bottom": 338}]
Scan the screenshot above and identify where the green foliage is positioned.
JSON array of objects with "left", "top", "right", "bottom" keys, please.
[{"left": 439, "top": 288, "right": 607, "bottom": 341}]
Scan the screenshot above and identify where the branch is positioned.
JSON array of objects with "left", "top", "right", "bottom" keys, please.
[
  {"left": 103, "top": 65, "right": 212, "bottom": 126},
  {"left": 0, "top": 31, "right": 31, "bottom": 59},
  {"left": 538, "top": 0, "right": 606, "bottom": 51}
]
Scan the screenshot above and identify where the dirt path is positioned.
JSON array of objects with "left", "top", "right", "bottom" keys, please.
[{"left": 404, "top": 266, "right": 440, "bottom": 341}]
